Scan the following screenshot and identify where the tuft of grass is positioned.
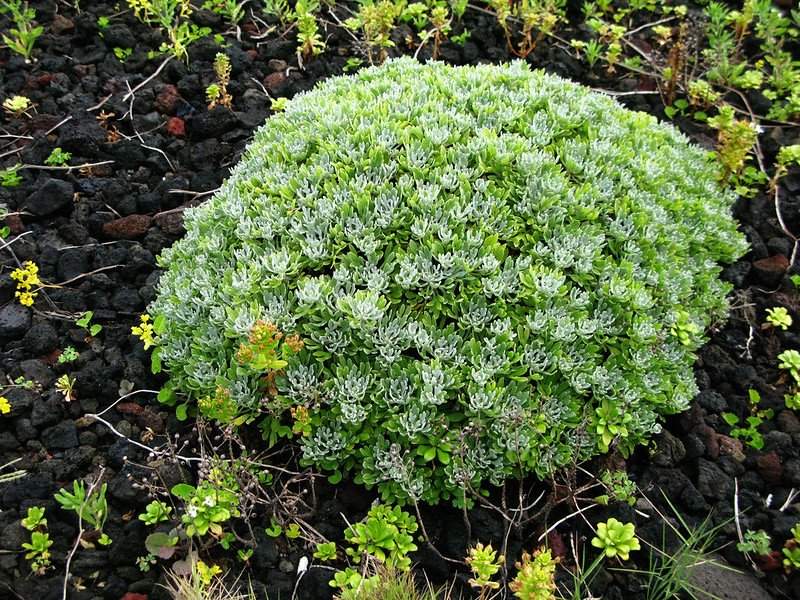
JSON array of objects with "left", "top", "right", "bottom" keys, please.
[
  {"left": 615, "top": 493, "right": 737, "bottom": 600},
  {"left": 162, "top": 566, "right": 257, "bottom": 600},
  {"left": 336, "top": 563, "right": 446, "bottom": 600}
]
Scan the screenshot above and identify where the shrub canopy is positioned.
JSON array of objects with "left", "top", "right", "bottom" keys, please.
[{"left": 152, "top": 58, "right": 747, "bottom": 505}]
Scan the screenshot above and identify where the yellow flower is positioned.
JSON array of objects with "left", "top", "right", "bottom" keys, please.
[
  {"left": 0, "top": 397, "right": 10, "bottom": 414},
  {"left": 10, "top": 262, "right": 41, "bottom": 306},
  {"left": 131, "top": 314, "right": 156, "bottom": 350},
  {"left": 15, "top": 291, "right": 35, "bottom": 306}
]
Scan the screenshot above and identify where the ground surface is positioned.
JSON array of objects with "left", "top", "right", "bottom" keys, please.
[{"left": 1, "top": 0, "right": 800, "bottom": 598}]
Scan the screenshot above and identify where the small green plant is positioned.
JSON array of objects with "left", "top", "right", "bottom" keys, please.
[
  {"left": 345, "top": 0, "right": 405, "bottom": 65},
  {"left": 737, "top": 529, "right": 772, "bottom": 556},
  {"left": 595, "top": 399, "right": 633, "bottom": 453},
  {"left": 591, "top": 518, "right": 640, "bottom": 560},
  {"left": 58, "top": 346, "right": 79, "bottom": 363},
  {"left": 202, "top": 0, "right": 245, "bottom": 25},
  {"left": 595, "top": 470, "right": 637, "bottom": 506},
  {"left": 20, "top": 505, "right": 51, "bottom": 573},
  {"left": 171, "top": 462, "right": 241, "bottom": 537},
  {"left": 55, "top": 374, "right": 76, "bottom": 401},
  {"left": 0, "top": 0, "right": 43, "bottom": 62},
  {"left": 670, "top": 310, "right": 700, "bottom": 346},
  {"left": 145, "top": 530, "right": 179, "bottom": 559},
  {"left": 22, "top": 531, "right": 53, "bottom": 573},
  {"left": 509, "top": 547, "right": 557, "bottom": 599},
  {"left": 331, "top": 564, "right": 440, "bottom": 600},
  {"left": 779, "top": 350, "right": 800, "bottom": 384},
  {"left": 707, "top": 106, "right": 758, "bottom": 187},
  {"left": 3, "top": 94, "right": 32, "bottom": 117},
  {"left": 294, "top": 0, "right": 324, "bottom": 58},
  {"left": 44, "top": 149, "right": 71, "bottom": 168},
  {"left": 137, "top": 553, "right": 158, "bottom": 571},
  {"left": 54, "top": 480, "right": 112, "bottom": 544},
  {"left": 314, "top": 541, "right": 338, "bottom": 561},
  {"left": 138, "top": 500, "right": 172, "bottom": 525},
  {"left": 77, "top": 311, "right": 102, "bottom": 337},
  {"left": 722, "top": 389, "right": 772, "bottom": 450},
  {"left": 466, "top": 542, "right": 504, "bottom": 595},
  {"left": 270, "top": 96, "right": 288, "bottom": 111},
  {"left": 487, "top": 0, "right": 566, "bottom": 58},
  {"left": 1, "top": 163, "right": 23, "bottom": 187},
  {"left": 127, "top": 0, "right": 210, "bottom": 63},
  {"left": 97, "top": 15, "right": 109, "bottom": 27},
  {"left": 261, "top": 0, "right": 291, "bottom": 24},
  {"left": 766, "top": 306, "right": 792, "bottom": 330},
  {"left": 206, "top": 53, "right": 233, "bottom": 109},
  {"left": 235, "top": 320, "right": 303, "bottom": 374},
  {"left": 22, "top": 506, "right": 47, "bottom": 530},
  {"left": 113, "top": 46, "right": 132, "bottom": 61},
  {"left": 783, "top": 525, "right": 800, "bottom": 572},
  {"left": 344, "top": 504, "right": 418, "bottom": 570}
]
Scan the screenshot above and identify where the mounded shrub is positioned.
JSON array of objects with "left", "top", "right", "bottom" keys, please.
[{"left": 151, "top": 58, "right": 748, "bottom": 506}]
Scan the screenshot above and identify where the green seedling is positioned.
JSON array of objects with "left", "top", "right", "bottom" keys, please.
[
  {"left": 138, "top": 500, "right": 172, "bottom": 525},
  {"left": 44, "top": 148, "right": 71, "bottom": 166},
  {"left": 591, "top": 518, "right": 640, "bottom": 560},
  {"left": 76, "top": 311, "right": 102, "bottom": 337},
  {"left": 58, "top": 347, "right": 79, "bottom": 363},
  {"left": 21, "top": 506, "right": 46, "bottom": 530}
]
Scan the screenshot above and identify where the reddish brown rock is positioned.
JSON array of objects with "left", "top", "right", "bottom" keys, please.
[
  {"left": 51, "top": 14, "right": 74, "bottom": 35},
  {"left": 752, "top": 254, "right": 789, "bottom": 286},
  {"left": 103, "top": 214, "right": 152, "bottom": 239},
  {"left": 166, "top": 117, "right": 185, "bottom": 138},
  {"left": 756, "top": 451, "right": 784, "bottom": 485},
  {"left": 264, "top": 71, "right": 286, "bottom": 95},
  {"left": 154, "top": 84, "right": 181, "bottom": 115},
  {"left": 718, "top": 435, "right": 745, "bottom": 462},
  {"left": 755, "top": 551, "right": 783, "bottom": 571},
  {"left": 154, "top": 210, "right": 186, "bottom": 235},
  {"left": 120, "top": 593, "right": 148, "bottom": 600}
]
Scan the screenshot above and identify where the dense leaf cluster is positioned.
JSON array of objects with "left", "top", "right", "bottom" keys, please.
[{"left": 152, "top": 58, "right": 747, "bottom": 505}]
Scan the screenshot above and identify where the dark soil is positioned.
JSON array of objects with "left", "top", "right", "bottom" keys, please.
[{"left": 1, "top": 1, "right": 800, "bottom": 599}]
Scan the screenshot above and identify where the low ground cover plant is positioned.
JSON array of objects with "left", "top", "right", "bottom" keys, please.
[{"left": 151, "top": 58, "right": 748, "bottom": 507}]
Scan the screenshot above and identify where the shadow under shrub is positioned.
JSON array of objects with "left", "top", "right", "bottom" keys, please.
[{"left": 151, "top": 58, "right": 748, "bottom": 506}]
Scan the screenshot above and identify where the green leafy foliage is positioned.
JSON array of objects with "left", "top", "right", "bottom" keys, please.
[
  {"left": 171, "top": 462, "right": 241, "bottom": 537},
  {"left": 151, "top": 59, "right": 748, "bottom": 506},
  {"left": 21, "top": 506, "right": 46, "bottom": 530},
  {"left": 0, "top": 0, "right": 43, "bottom": 62},
  {"left": 54, "top": 480, "right": 110, "bottom": 533},
  {"left": 766, "top": 306, "right": 792, "bottom": 330},
  {"left": 737, "top": 529, "right": 772, "bottom": 556},
  {"left": 591, "top": 518, "right": 640, "bottom": 560},
  {"left": 22, "top": 531, "right": 52, "bottom": 572},
  {"left": 76, "top": 311, "right": 102, "bottom": 337},
  {"left": 466, "top": 542, "right": 504, "bottom": 590},
  {"left": 138, "top": 500, "right": 172, "bottom": 525},
  {"left": 722, "top": 388, "right": 772, "bottom": 450},
  {"left": 44, "top": 147, "right": 71, "bottom": 166},
  {"left": 784, "top": 525, "right": 800, "bottom": 572},
  {"left": 344, "top": 504, "right": 418, "bottom": 570},
  {"left": 509, "top": 547, "right": 557, "bottom": 599}
]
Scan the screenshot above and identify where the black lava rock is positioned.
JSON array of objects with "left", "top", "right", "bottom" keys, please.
[
  {"left": 41, "top": 421, "right": 79, "bottom": 450},
  {"left": 22, "top": 321, "right": 59, "bottom": 356},
  {"left": 24, "top": 178, "right": 74, "bottom": 218},
  {"left": 0, "top": 303, "right": 32, "bottom": 341}
]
